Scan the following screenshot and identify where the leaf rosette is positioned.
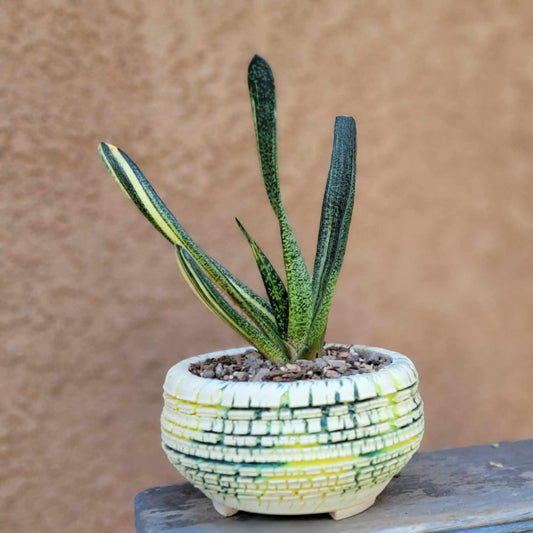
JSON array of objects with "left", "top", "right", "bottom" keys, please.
[{"left": 99, "top": 55, "right": 356, "bottom": 363}]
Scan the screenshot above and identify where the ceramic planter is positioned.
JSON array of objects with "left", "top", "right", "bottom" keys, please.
[{"left": 161, "top": 344, "right": 424, "bottom": 520}]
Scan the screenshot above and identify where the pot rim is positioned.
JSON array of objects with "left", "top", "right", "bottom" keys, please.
[{"left": 163, "top": 344, "right": 418, "bottom": 409}]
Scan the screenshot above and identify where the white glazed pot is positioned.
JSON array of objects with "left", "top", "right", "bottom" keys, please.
[{"left": 161, "top": 345, "right": 424, "bottom": 520}]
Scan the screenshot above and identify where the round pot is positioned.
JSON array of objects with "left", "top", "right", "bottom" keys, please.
[{"left": 161, "top": 344, "right": 424, "bottom": 520}]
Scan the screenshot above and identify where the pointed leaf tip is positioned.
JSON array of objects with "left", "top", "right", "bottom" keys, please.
[
  {"left": 248, "top": 54, "right": 274, "bottom": 82},
  {"left": 98, "top": 142, "right": 120, "bottom": 160},
  {"left": 98, "top": 141, "right": 113, "bottom": 151},
  {"left": 249, "top": 54, "right": 268, "bottom": 67},
  {"left": 97, "top": 141, "right": 107, "bottom": 156},
  {"left": 335, "top": 115, "right": 356, "bottom": 129}
]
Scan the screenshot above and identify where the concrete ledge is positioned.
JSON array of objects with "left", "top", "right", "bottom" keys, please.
[{"left": 135, "top": 439, "right": 533, "bottom": 532}]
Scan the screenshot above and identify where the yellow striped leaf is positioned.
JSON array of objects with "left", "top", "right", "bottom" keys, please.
[
  {"left": 98, "top": 142, "right": 279, "bottom": 339},
  {"left": 175, "top": 246, "right": 290, "bottom": 364}
]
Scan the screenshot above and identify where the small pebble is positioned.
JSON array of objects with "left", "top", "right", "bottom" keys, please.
[
  {"left": 251, "top": 368, "right": 271, "bottom": 382},
  {"left": 248, "top": 361, "right": 262, "bottom": 372},
  {"left": 246, "top": 351, "right": 262, "bottom": 361},
  {"left": 329, "top": 360, "right": 348, "bottom": 371},
  {"left": 189, "top": 345, "right": 392, "bottom": 383},
  {"left": 364, "top": 352, "right": 381, "bottom": 363},
  {"left": 285, "top": 364, "right": 300, "bottom": 372}
]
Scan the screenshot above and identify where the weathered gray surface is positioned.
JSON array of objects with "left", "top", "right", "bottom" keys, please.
[{"left": 135, "top": 440, "right": 533, "bottom": 532}]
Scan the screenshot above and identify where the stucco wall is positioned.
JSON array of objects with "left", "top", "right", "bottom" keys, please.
[{"left": 2, "top": 1, "right": 532, "bottom": 531}]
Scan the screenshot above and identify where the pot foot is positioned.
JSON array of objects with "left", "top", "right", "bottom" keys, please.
[
  {"left": 212, "top": 500, "right": 238, "bottom": 517},
  {"left": 329, "top": 496, "right": 376, "bottom": 520}
]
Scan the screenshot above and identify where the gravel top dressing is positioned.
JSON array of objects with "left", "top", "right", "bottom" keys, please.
[{"left": 188, "top": 346, "right": 392, "bottom": 383}]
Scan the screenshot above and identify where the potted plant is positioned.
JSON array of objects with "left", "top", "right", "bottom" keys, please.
[{"left": 99, "top": 55, "right": 424, "bottom": 520}]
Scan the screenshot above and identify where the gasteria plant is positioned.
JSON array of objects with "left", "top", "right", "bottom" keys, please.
[{"left": 98, "top": 55, "right": 356, "bottom": 364}]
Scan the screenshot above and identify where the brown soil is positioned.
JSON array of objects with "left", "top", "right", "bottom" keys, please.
[{"left": 188, "top": 346, "right": 392, "bottom": 383}]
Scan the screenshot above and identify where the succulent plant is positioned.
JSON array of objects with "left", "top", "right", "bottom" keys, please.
[{"left": 98, "top": 55, "right": 356, "bottom": 364}]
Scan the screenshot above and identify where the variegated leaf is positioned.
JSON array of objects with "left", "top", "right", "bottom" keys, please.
[
  {"left": 248, "top": 55, "right": 313, "bottom": 354},
  {"left": 307, "top": 116, "right": 356, "bottom": 354},
  {"left": 236, "top": 218, "right": 289, "bottom": 337},
  {"left": 98, "top": 142, "right": 279, "bottom": 339},
  {"left": 175, "top": 246, "right": 290, "bottom": 364}
]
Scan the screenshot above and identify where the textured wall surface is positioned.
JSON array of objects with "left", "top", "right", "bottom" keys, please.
[{"left": 2, "top": 1, "right": 532, "bottom": 531}]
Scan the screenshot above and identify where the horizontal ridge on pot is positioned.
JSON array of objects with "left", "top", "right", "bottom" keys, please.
[{"left": 161, "top": 345, "right": 424, "bottom": 517}]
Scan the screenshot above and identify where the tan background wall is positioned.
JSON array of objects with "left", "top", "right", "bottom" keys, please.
[{"left": 2, "top": 1, "right": 532, "bottom": 531}]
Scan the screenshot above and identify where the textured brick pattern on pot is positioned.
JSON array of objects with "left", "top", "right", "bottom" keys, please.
[{"left": 161, "top": 345, "right": 424, "bottom": 515}]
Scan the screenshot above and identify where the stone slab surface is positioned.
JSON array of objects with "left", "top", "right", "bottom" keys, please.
[{"left": 135, "top": 440, "right": 533, "bottom": 532}]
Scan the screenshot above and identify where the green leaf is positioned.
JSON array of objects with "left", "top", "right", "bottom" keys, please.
[
  {"left": 247, "top": 55, "right": 282, "bottom": 219},
  {"left": 235, "top": 218, "right": 289, "bottom": 337},
  {"left": 248, "top": 55, "right": 313, "bottom": 354},
  {"left": 98, "top": 142, "right": 279, "bottom": 339},
  {"left": 307, "top": 116, "right": 356, "bottom": 354},
  {"left": 175, "top": 246, "right": 289, "bottom": 364}
]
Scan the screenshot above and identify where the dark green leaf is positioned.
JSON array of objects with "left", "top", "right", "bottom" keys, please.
[
  {"left": 248, "top": 56, "right": 313, "bottom": 354},
  {"left": 175, "top": 246, "right": 289, "bottom": 364},
  {"left": 236, "top": 218, "right": 289, "bottom": 337},
  {"left": 307, "top": 116, "right": 356, "bottom": 353}
]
